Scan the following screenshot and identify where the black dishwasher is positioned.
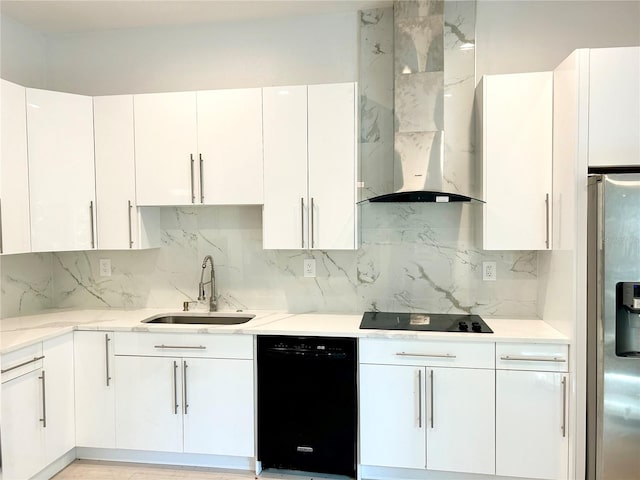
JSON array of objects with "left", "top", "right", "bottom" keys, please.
[{"left": 257, "top": 335, "right": 357, "bottom": 477}]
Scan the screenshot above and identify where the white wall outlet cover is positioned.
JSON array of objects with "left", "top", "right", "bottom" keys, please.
[
  {"left": 99, "top": 258, "right": 112, "bottom": 277},
  {"left": 304, "top": 258, "right": 316, "bottom": 278},
  {"left": 482, "top": 261, "right": 497, "bottom": 281}
]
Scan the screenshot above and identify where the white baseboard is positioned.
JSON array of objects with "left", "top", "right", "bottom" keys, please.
[
  {"left": 75, "top": 447, "right": 254, "bottom": 471},
  {"left": 33, "top": 448, "right": 77, "bottom": 480}
]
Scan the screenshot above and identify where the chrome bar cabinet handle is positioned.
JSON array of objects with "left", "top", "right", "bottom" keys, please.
[
  {"left": 172, "top": 361, "right": 179, "bottom": 414},
  {"left": 183, "top": 361, "right": 189, "bottom": 415},
  {"left": 396, "top": 352, "right": 457, "bottom": 359},
  {"left": 1, "top": 355, "right": 45, "bottom": 374},
  {"left": 190, "top": 154, "right": 195, "bottom": 204},
  {"left": 89, "top": 201, "right": 95, "bottom": 248},
  {"left": 561, "top": 376, "right": 567, "bottom": 437},
  {"left": 199, "top": 154, "right": 204, "bottom": 204},
  {"left": 105, "top": 334, "right": 112, "bottom": 387},
  {"left": 39, "top": 370, "right": 47, "bottom": 427},
  {"left": 545, "top": 193, "right": 550, "bottom": 249},
  {"left": 301, "top": 197, "right": 305, "bottom": 249},
  {"left": 429, "top": 369, "right": 434, "bottom": 429},
  {"left": 154, "top": 344, "right": 206, "bottom": 350},
  {"left": 500, "top": 355, "right": 566, "bottom": 363},
  {"left": 310, "top": 197, "right": 315, "bottom": 248},
  {"left": 417, "top": 369, "right": 422, "bottom": 428},
  {"left": 127, "top": 200, "right": 133, "bottom": 248}
]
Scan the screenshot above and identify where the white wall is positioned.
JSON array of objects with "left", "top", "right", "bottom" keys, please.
[
  {"left": 0, "top": 14, "right": 48, "bottom": 88},
  {"left": 44, "top": 12, "right": 359, "bottom": 95},
  {"left": 476, "top": 0, "right": 640, "bottom": 80}
]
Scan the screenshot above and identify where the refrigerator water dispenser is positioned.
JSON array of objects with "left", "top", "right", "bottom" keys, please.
[{"left": 616, "top": 282, "right": 640, "bottom": 357}]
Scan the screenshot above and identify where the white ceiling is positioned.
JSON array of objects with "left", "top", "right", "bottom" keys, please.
[{"left": 1, "top": 0, "right": 392, "bottom": 34}]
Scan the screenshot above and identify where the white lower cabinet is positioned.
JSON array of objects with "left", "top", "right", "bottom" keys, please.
[
  {"left": 359, "top": 339, "right": 495, "bottom": 476},
  {"left": 1, "top": 368, "right": 45, "bottom": 479},
  {"left": 495, "top": 343, "right": 569, "bottom": 480},
  {"left": 426, "top": 367, "right": 495, "bottom": 475},
  {"left": 359, "top": 364, "right": 426, "bottom": 469},
  {"left": 182, "top": 357, "right": 254, "bottom": 456},
  {"left": 0, "top": 333, "right": 75, "bottom": 479},
  {"left": 115, "top": 355, "right": 184, "bottom": 452},
  {"left": 113, "top": 333, "right": 255, "bottom": 457},
  {"left": 74, "top": 331, "right": 115, "bottom": 448}
]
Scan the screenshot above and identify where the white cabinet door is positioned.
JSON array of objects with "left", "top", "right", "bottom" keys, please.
[
  {"left": 588, "top": 47, "right": 640, "bottom": 168},
  {"left": 183, "top": 358, "right": 254, "bottom": 456},
  {"left": 426, "top": 368, "right": 495, "bottom": 475},
  {"left": 308, "top": 83, "right": 356, "bottom": 250},
  {"left": 94, "top": 95, "right": 138, "bottom": 249},
  {"left": 74, "top": 331, "right": 115, "bottom": 448},
  {"left": 496, "top": 370, "right": 569, "bottom": 480},
  {"left": 115, "top": 355, "right": 183, "bottom": 452},
  {"left": 0, "top": 79, "right": 31, "bottom": 254},
  {"left": 359, "top": 364, "right": 426, "bottom": 469},
  {"left": 1, "top": 368, "right": 46, "bottom": 479},
  {"left": 42, "top": 332, "right": 75, "bottom": 465},
  {"left": 26, "top": 88, "right": 96, "bottom": 252},
  {"left": 262, "top": 85, "right": 309, "bottom": 249},
  {"left": 134, "top": 92, "right": 198, "bottom": 206},
  {"left": 478, "top": 72, "right": 553, "bottom": 250},
  {"left": 197, "top": 88, "right": 263, "bottom": 205}
]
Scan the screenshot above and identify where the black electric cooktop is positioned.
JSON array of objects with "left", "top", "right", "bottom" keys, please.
[{"left": 360, "top": 312, "right": 493, "bottom": 333}]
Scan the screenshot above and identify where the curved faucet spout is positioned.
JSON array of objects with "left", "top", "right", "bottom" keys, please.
[{"left": 197, "top": 255, "right": 217, "bottom": 311}]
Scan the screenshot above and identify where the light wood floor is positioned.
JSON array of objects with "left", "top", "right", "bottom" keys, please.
[{"left": 53, "top": 460, "right": 349, "bottom": 480}]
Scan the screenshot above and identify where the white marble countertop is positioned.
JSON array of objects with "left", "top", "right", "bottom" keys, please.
[{"left": 0, "top": 308, "right": 569, "bottom": 355}]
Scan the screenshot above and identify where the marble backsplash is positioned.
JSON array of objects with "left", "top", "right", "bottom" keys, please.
[{"left": 1, "top": 204, "right": 537, "bottom": 318}]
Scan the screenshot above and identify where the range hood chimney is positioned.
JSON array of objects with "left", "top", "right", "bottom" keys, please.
[{"left": 360, "top": 1, "right": 480, "bottom": 204}]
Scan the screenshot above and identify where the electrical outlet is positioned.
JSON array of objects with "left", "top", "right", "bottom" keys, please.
[
  {"left": 304, "top": 259, "right": 316, "bottom": 278},
  {"left": 99, "top": 258, "right": 112, "bottom": 277},
  {"left": 482, "top": 261, "right": 497, "bottom": 281}
]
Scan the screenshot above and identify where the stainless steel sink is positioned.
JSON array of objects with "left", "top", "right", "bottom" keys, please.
[{"left": 142, "top": 312, "right": 255, "bottom": 325}]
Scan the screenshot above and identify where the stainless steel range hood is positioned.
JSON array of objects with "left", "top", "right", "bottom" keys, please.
[{"left": 360, "top": 131, "right": 483, "bottom": 204}]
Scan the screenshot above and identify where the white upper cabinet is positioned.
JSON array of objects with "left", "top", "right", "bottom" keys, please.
[
  {"left": 263, "top": 85, "right": 309, "bottom": 249},
  {"left": 94, "top": 95, "right": 159, "bottom": 249},
  {"left": 134, "top": 89, "right": 263, "bottom": 206},
  {"left": 307, "top": 83, "right": 357, "bottom": 250},
  {"left": 588, "top": 46, "right": 640, "bottom": 168},
  {"left": 197, "top": 88, "right": 263, "bottom": 205},
  {"left": 0, "top": 79, "right": 31, "bottom": 254},
  {"left": 477, "top": 72, "right": 553, "bottom": 251},
  {"left": 134, "top": 91, "right": 198, "bottom": 206},
  {"left": 263, "top": 82, "right": 357, "bottom": 250},
  {"left": 26, "top": 88, "right": 96, "bottom": 252}
]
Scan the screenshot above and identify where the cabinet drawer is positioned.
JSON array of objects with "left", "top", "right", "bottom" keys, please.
[
  {"left": 359, "top": 338, "right": 494, "bottom": 369},
  {"left": 1, "top": 342, "right": 43, "bottom": 383},
  {"left": 114, "top": 332, "right": 253, "bottom": 359},
  {"left": 496, "top": 343, "right": 569, "bottom": 372}
]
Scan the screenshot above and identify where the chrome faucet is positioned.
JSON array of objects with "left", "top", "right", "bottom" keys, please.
[{"left": 197, "top": 255, "right": 217, "bottom": 312}]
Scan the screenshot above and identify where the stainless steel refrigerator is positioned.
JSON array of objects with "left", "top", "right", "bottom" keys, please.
[{"left": 587, "top": 173, "right": 640, "bottom": 480}]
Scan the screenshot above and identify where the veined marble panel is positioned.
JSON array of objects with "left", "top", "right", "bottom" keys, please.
[
  {"left": 360, "top": 141, "right": 395, "bottom": 199},
  {"left": 395, "top": 16, "right": 444, "bottom": 74},
  {"left": 395, "top": 71, "right": 444, "bottom": 132},
  {"left": 1, "top": 253, "right": 53, "bottom": 317},
  {"left": 395, "top": 0, "right": 444, "bottom": 20},
  {"left": 0, "top": 205, "right": 539, "bottom": 318},
  {"left": 359, "top": 6, "right": 394, "bottom": 202}
]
